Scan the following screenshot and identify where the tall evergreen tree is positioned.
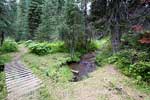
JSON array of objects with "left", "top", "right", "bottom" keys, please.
[
  {"left": 0, "top": 0, "right": 11, "bottom": 45},
  {"left": 7, "top": 0, "right": 17, "bottom": 36},
  {"left": 60, "top": 0, "right": 85, "bottom": 55},
  {"left": 37, "top": 0, "right": 65, "bottom": 41},
  {"left": 28, "top": 0, "right": 43, "bottom": 39},
  {"left": 91, "top": 0, "right": 129, "bottom": 53},
  {"left": 16, "top": 0, "right": 30, "bottom": 40}
]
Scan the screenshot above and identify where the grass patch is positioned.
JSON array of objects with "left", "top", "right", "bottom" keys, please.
[
  {"left": 0, "top": 72, "right": 7, "bottom": 100},
  {"left": 22, "top": 53, "right": 74, "bottom": 82},
  {"left": 21, "top": 52, "right": 75, "bottom": 99}
]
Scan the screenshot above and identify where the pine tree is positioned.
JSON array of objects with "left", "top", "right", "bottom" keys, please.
[
  {"left": 60, "top": 0, "right": 84, "bottom": 55},
  {"left": 0, "top": 0, "right": 10, "bottom": 32},
  {"left": 0, "top": 0, "right": 11, "bottom": 45},
  {"left": 91, "top": 0, "right": 129, "bottom": 53},
  {"left": 37, "top": 0, "right": 65, "bottom": 41},
  {"left": 16, "top": 0, "right": 30, "bottom": 40},
  {"left": 28, "top": 0, "right": 43, "bottom": 39}
]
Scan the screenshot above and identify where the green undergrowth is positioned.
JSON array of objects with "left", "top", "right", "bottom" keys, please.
[
  {"left": 0, "top": 53, "right": 12, "bottom": 99},
  {"left": 0, "top": 54, "right": 11, "bottom": 65},
  {"left": 0, "top": 72, "right": 6, "bottom": 100},
  {"left": 0, "top": 38, "right": 18, "bottom": 53},
  {"left": 96, "top": 35, "right": 150, "bottom": 94},
  {"left": 22, "top": 53, "right": 74, "bottom": 82},
  {"left": 21, "top": 52, "right": 76, "bottom": 99},
  {"left": 25, "top": 41, "right": 67, "bottom": 56},
  {"left": 24, "top": 39, "right": 102, "bottom": 56}
]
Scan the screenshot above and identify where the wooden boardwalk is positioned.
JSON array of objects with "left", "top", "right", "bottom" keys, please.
[{"left": 5, "top": 60, "right": 42, "bottom": 100}]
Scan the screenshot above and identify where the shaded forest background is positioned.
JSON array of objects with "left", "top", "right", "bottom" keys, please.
[{"left": 0, "top": 0, "right": 149, "bottom": 53}]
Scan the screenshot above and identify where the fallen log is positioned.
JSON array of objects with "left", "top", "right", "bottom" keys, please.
[{"left": 71, "top": 69, "right": 79, "bottom": 74}]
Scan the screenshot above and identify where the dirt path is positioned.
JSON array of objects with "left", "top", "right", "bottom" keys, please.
[
  {"left": 5, "top": 45, "right": 43, "bottom": 100},
  {"left": 53, "top": 65, "right": 150, "bottom": 100}
]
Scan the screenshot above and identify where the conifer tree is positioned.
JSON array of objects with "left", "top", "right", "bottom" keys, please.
[
  {"left": 37, "top": 0, "right": 65, "bottom": 41},
  {"left": 0, "top": 0, "right": 14, "bottom": 45},
  {"left": 60, "top": 0, "right": 85, "bottom": 55},
  {"left": 28, "top": 0, "right": 43, "bottom": 39},
  {"left": 16, "top": 0, "right": 30, "bottom": 40}
]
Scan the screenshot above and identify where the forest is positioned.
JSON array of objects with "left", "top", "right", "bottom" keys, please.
[{"left": 0, "top": 0, "right": 150, "bottom": 100}]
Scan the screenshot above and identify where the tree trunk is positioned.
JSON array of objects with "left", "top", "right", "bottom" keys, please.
[
  {"left": 111, "top": 26, "right": 121, "bottom": 53},
  {"left": 0, "top": 31, "right": 5, "bottom": 46},
  {"left": 84, "top": 0, "right": 88, "bottom": 48},
  {"left": 111, "top": 14, "right": 121, "bottom": 53}
]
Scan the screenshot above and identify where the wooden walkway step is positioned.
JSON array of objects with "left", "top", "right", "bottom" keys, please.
[{"left": 5, "top": 60, "right": 42, "bottom": 100}]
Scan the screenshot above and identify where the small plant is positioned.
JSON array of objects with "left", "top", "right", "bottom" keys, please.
[{"left": 0, "top": 39, "right": 18, "bottom": 53}]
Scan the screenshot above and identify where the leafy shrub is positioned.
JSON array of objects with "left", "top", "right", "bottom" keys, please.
[
  {"left": 0, "top": 54, "right": 11, "bottom": 65},
  {"left": 29, "top": 42, "right": 51, "bottom": 56},
  {"left": 0, "top": 39, "right": 18, "bottom": 53},
  {"left": 107, "top": 49, "right": 150, "bottom": 83},
  {"left": 48, "top": 41, "right": 66, "bottom": 53},
  {"left": 121, "top": 32, "right": 140, "bottom": 49},
  {"left": 28, "top": 41, "right": 67, "bottom": 55},
  {"left": 87, "top": 40, "right": 100, "bottom": 51},
  {"left": 129, "top": 62, "right": 150, "bottom": 83},
  {"left": 121, "top": 30, "right": 150, "bottom": 52},
  {"left": 25, "top": 40, "right": 34, "bottom": 47},
  {"left": 108, "top": 49, "right": 149, "bottom": 64}
]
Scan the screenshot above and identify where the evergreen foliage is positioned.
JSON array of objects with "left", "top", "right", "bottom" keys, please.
[
  {"left": 37, "top": 0, "right": 65, "bottom": 41},
  {"left": 16, "top": 0, "right": 30, "bottom": 40},
  {"left": 28, "top": 0, "right": 43, "bottom": 39}
]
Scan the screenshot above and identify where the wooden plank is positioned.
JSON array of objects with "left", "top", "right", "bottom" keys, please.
[
  {"left": 5, "top": 65, "right": 31, "bottom": 73},
  {"left": 8, "top": 81, "right": 42, "bottom": 94},
  {"left": 7, "top": 84, "right": 43, "bottom": 99},
  {"left": 5, "top": 59, "right": 43, "bottom": 100},
  {"left": 7, "top": 77, "right": 41, "bottom": 88},
  {"left": 7, "top": 79, "right": 42, "bottom": 93},
  {"left": 6, "top": 72, "right": 33, "bottom": 78},
  {"left": 6, "top": 74, "right": 34, "bottom": 81},
  {"left": 6, "top": 74, "right": 32, "bottom": 79}
]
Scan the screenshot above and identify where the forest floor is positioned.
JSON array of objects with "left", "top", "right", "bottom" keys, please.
[{"left": 21, "top": 45, "right": 150, "bottom": 100}]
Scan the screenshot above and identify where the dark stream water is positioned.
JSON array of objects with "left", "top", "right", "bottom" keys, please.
[{"left": 69, "top": 52, "right": 97, "bottom": 82}]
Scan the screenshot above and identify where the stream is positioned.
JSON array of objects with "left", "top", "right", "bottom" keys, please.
[{"left": 69, "top": 52, "right": 97, "bottom": 82}]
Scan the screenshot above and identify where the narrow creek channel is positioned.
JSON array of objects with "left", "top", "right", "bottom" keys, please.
[{"left": 68, "top": 52, "right": 97, "bottom": 82}]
